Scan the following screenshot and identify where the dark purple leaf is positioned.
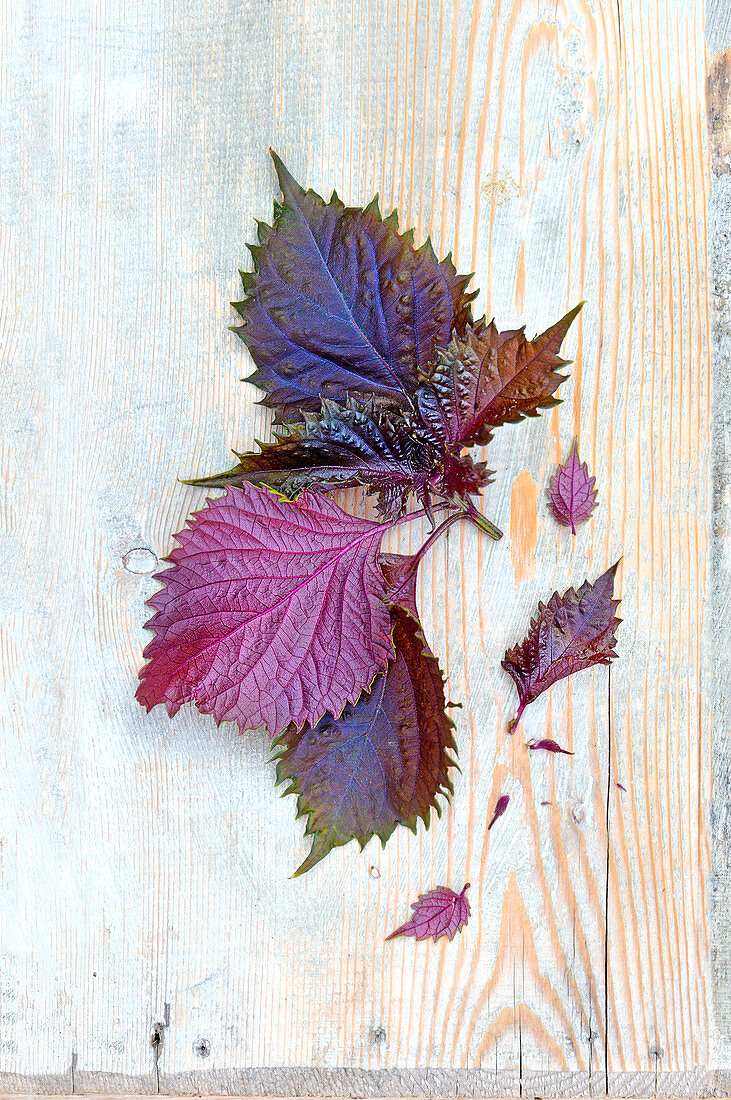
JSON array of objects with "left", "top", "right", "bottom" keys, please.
[
  {"left": 547, "top": 440, "right": 598, "bottom": 534},
  {"left": 417, "top": 305, "right": 582, "bottom": 449},
  {"left": 617, "top": 782, "right": 627, "bottom": 792},
  {"left": 526, "top": 738, "right": 574, "bottom": 755},
  {"left": 136, "top": 484, "right": 394, "bottom": 739},
  {"left": 488, "top": 793, "right": 510, "bottom": 829},
  {"left": 379, "top": 552, "right": 420, "bottom": 618},
  {"left": 502, "top": 562, "right": 622, "bottom": 733},
  {"left": 275, "top": 608, "right": 457, "bottom": 876},
  {"left": 386, "top": 884, "right": 470, "bottom": 942},
  {"left": 233, "top": 152, "right": 476, "bottom": 419},
  {"left": 186, "top": 396, "right": 491, "bottom": 521}
]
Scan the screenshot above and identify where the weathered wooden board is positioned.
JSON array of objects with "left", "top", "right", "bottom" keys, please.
[
  {"left": 0, "top": 0, "right": 724, "bottom": 1094},
  {"left": 707, "top": 0, "right": 731, "bottom": 1094}
]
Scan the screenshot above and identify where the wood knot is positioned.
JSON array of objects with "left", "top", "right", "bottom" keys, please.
[{"left": 122, "top": 547, "right": 158, "bottom": 574}]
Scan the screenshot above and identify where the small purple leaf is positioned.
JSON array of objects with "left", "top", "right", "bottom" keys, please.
[
  {"left": 547, "top": 439, "right": 598, "bottom": 534},
  {"left": 488, "top": 794, "right": 510, "bottom": 829},
  {"left": 617, "top": 782, "right": 627, "bottom": 792},
  {"left": 386, "top": 884, "right": 470, "bottom": 942},
  {"left": 503, "top": 562, "right": 622, "bottom": 733},
  {"left": 526, "top": 738, "right": 574, "bottom": 755}
]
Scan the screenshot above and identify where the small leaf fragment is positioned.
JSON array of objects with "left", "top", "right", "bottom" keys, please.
[
  {"left": 502, "top": 562, "right": 622, "bottom": 734},
  {"left": 547, "top": 439, "right": 598, "bottom": 534},
  {"left": 379, "top": 552, "right": 420, "bottom": 618},
  {"left": 488, "top": 794, "right": 510, "bottom": 829},
  {"left": 526, "top": 738, "right": 574, "bottom": 755},
  {"left": 386, "top": 884, "right": 470, "bottom": 942}
]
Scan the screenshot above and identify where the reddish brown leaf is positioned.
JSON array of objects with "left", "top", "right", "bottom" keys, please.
[
  {"left": 379, "top": 552, "right": 420, "bottom": 619},
  {"left": 502, "top": 562, "right": 622, "bottom": 734},
  {"left": 275, "top": 609, "right": 457, "bottom": 876},
  {"left": 416, "top": 305, "right": 582, "bottom": 448}
]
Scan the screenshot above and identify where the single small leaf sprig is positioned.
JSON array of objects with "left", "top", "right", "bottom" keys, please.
[
  {"left": 502, "top": 563, "right": 622, "bottom": 734},
  {"left": 547, "top": 439, "right": 598, "bottom": 534},
  {"left": 386, "top": 884, "right": 471, "bottom": 942}
]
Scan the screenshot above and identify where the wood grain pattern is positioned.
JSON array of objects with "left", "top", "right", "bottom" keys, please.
[{"left": 0, "top": 0, "right": 722, "bottom": 1093}]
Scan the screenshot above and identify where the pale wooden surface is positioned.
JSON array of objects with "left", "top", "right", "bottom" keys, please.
[{"left": 0, "top": 0, "right": 725, "bottom": 1095}]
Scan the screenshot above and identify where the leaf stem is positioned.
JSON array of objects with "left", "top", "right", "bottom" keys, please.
[
  {"left": 411, "top": 509, "right": 470, "bottom": 565},
  {"left": 391, "top": 502, "right": 503, "bottom": 583},
  {"left": 392, "top": 500, "right": 503, "bottom": 544},
  {"left": 463, "top": 499, "right": 503, "bottom": 541}
]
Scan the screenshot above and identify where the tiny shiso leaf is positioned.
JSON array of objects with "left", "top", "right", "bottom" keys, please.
[
  {"left": 547, "top": 439, "right": 598, "bottom": 534},
  {"left": 502, "top": 562, "right": 622, "bottom": 733},
  {"left": 232, "top": 151, "right": 476, "bottom": 419},
  {"left": 187, "top": 396, "right": 490, "bottom": 521},
  {"left": 136, "top": 484, "right": 394, "bottom": 739},
  {"left": 416, "top": 305, "right": 582, "bottom": 449},
  {"left": 526, "top": 738, "right": 574, "bottom": 755},
  {"left": 386, "top": 884, "right": 471, "bottom": 942},
  {"left": 488, "top": 793, "right": 510, "bottom": 830},
  {"left": 275, "top": 608, "right": 457, "bottom": 876}
]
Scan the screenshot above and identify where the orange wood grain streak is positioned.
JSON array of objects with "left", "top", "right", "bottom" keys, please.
[{"left": 509, "top": 471, "right": 537, "bottom": 584}]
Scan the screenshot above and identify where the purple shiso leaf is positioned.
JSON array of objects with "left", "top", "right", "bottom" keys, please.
[
  {"left": 275, "top": 608, "right": 457, "bottom": 876},
  {"left": 186, "top": 396, "right": 491, "bottom": 522},
  {"left": 136, "top": 483, "right": 395, "bottom": 740},
  {"left": 503, "top": 562, "right": 622, "bottom": 734},
  {"left": 386, "top": 884, "right": 471, "bottom": 942},
  {"left": 232, "top": 151, "right": 476, "bottom": 420},
  {"left": 547, "top": 439, "right": 598, "bottom": 535},
  {"left": 416, "top": 305, "right": 582, "bottom": 449},
  {"left": 488, "top": 794, "right": 510, "bottom": 830}
]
